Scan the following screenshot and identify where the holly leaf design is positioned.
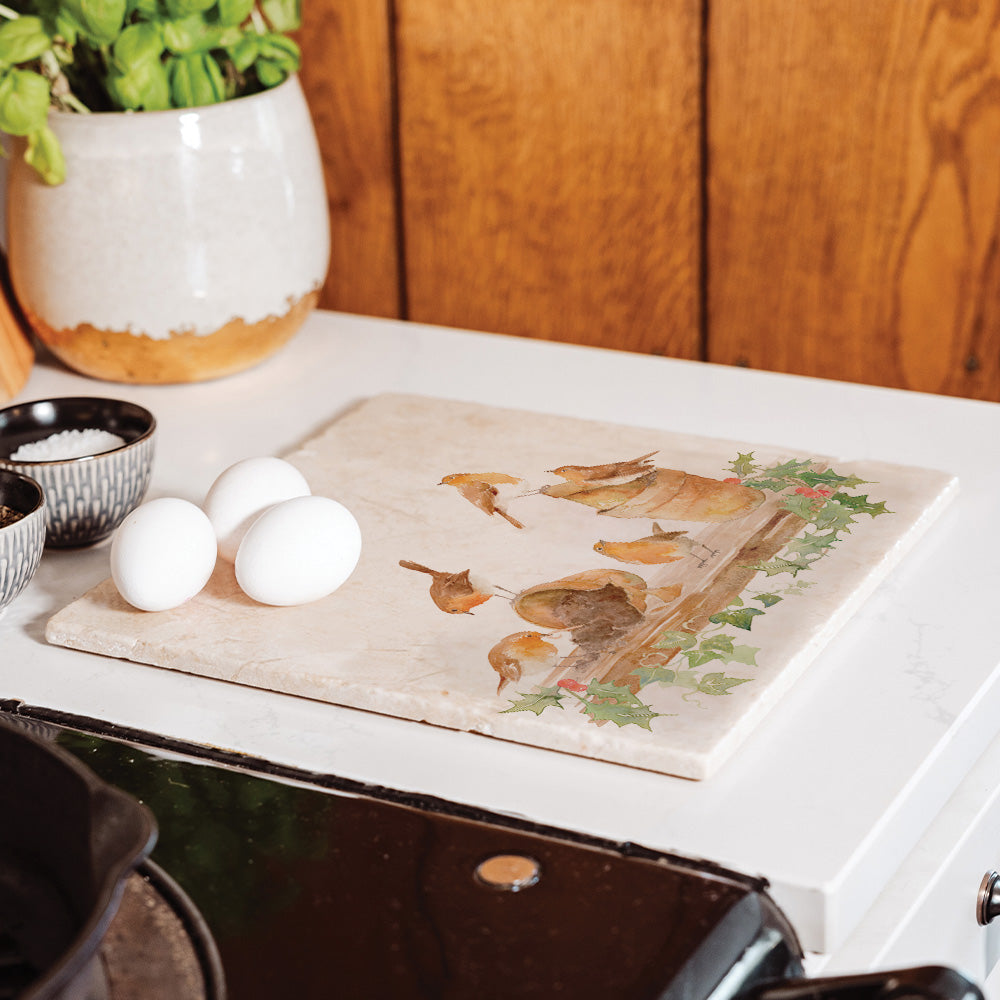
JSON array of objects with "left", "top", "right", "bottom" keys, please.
[
  {"left": 501, "top": 687, "right": 564, "bottom": 716},
  {"left": 651, "top": 628, "right": 697, "bottom": 651},
  {"left": 783, "top": 494, "right": 823, "bottom": 520},
  {"left": 763, "top": 458, "right": 817, "bottom": 480},
  {"left": 798, "top": 469, "right": 868, "bottom": 489},
  {"left": 813, "top": 503, "right": 858, "bottom": 532},
  {"left": 832, "top": 492, "right": 891, "bottom": 517},
  {"left": 697, "top": 672, "right": 751, "bottom": 696},
  {"left": 708, "top": 607, "right": 765, "bottom": 629},
  {"left": 729, "top": 452, "right": 758, "bottom": 478}
]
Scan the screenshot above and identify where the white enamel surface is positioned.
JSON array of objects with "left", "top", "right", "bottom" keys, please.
[
  {"left": 6, "top": 75, "right": 329, "bottom": 339},
  {"left": 234, "top": 495, "right": 362, "bottom": 605},
  {"left": 3, "top": 312, "right": 1000, "bottom": 958},
  {"left": 203, "top": 456, "right": 311, "bottom": 562}
]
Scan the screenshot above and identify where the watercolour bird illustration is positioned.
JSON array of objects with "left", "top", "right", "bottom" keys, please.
[
  {"left": 488, "top": 631, "right": 560, "bottom": 694},
  {"left": 399, "top": 560, "right": 494, "bottom": 614},
  {"left": 594, "top": 523, "right": 717, "bottom": 566},
  {"left": 439, "top": 472, "right": 525, "bottom": 529},
  {"left": 549, "top": 452, "right": 658, "bottom": 484}
]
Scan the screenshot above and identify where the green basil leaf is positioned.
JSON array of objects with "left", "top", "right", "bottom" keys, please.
[
  {"left": 0, "top": 16, "right": 52, "bottom": 67},
  {"left": 163, "top": 0, "right": 216, "bottom": 20},
  {"left": 216, "top": 0, "right": 254, "bottom": 27},
  {"left": 261, "top": 0, "right": 299, "bottom": 32},
  {"left": 112, "top": 20, "right": 163, "bottom": 69},
  {"left": 0, "top": 68, "right": 50, "bottom": 136},
  {"left": 168, "top": 52, "right": 224, "bottom": 106},
  {"left": 163, "top": 13, "right": 225, "bottom": 53},
  {"left": 25, "top": 123, "right": 65, "bottom": 184},
  {"left": 61, "top": 0, "right": 127, "bottom": 45},
  {"left": 225, "top": 31, "right": 256, "bottom": 72},
  {"left": 106, "top": 56, "right": 170, "bottom": 109}
]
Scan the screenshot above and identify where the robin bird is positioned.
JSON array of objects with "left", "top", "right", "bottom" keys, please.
[
  {"left": 594, "top": 523, "right": 718, "bottom": 567},
  {"left": 548, "top": 452, "right": 658, "bottom": 485},
  {"left": 399, "top": 560, "right": 494, "bottom": 614},
  {"left": 439, "top": 472, "right": 524, "bottom": 529},
  {"left": 488, "top": 631, "right": 560, "bottom": 694}
]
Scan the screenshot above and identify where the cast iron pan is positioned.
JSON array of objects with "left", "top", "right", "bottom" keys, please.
[{"left": 0, "top": 718, "right": 156, "bottom": 999}]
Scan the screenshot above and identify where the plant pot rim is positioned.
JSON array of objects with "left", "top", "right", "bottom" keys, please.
[{"left": 47, "top": 71, "right": 302, "bottom": 122}]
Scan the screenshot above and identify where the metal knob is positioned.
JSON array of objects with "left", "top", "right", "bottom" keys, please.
[{"left": 977, "top": 871, "right": 1000, "bottom": 925}]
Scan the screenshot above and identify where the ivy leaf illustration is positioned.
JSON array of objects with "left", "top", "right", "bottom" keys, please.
[
  {"left": 684, "top": 647, "right": 726, "bottom": 668},
  {"left": 635, "top": 666, "right": 676, "bottom": 687},
  {"left": 786, "top": 531, "right": 839, "bottom": 559},
  {"left": 750, "top": 555, "right": 811, "bottom": 577},
  {"left": 652, "top": 629, "right": 698, "bottom": 651},
  {"left": 730, "top": 452, "right": 758, "bottom": 478},
  {"left": 709, "top": 606, "right": 765, "bottom": 630},
  {"left": 501, "top": 687, "right": 564, "bottom": 715},
  {"left": 754, "top": 592, "right": 783, "bottom": 607},
  {"left": 727, "top": 645, "right": 759, "bottom": 667},
  {"left": 697, "top": 672, "right": 751, "bottom": 696},
  {"left": 700, "top": 634, "right": 735, "bottom": 653}
]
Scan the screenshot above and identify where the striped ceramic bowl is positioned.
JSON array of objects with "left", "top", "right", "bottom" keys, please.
[
  {"left": 0, "top": 397, "right": 155, "bottom": 548},
  {"left": 0, "top": 468, "right": 45, "bottom": 613}
]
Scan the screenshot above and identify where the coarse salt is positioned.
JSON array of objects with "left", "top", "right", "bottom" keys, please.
[{"left": 10, "top": 428, "right": 127, "bottom": 461}]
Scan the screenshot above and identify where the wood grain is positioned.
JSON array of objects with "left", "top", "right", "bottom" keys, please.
[
  {"left": 295, "top": 0, "right": 401, "bottom": 318},
  {"left": 0, "top": 255, "right": 32, "bottom": 402},
  {"left": 708, "top": 0, "right": 1000, "bottom": 398},
  {"left": 395, "top": 0, "right": 702, "bottom": 357}
]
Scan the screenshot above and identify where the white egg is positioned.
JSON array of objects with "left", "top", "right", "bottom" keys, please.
[
  {"left": 203, "top": 457, "right": 311, "bottom": 562},
  {"left": 111, "top": 498, "right": 218, "bottom": 612},
  {"left": 235, "top": 495, "right": 362, "bottom": 606}
]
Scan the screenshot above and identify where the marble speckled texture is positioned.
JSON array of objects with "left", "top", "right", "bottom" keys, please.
[{"left": 45, "top": 394, "right": 958, "bottom": 778}]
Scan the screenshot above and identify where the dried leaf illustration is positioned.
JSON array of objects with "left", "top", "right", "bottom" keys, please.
[
  {"left": 548, "top": 452, "right": 658, "bottom": 484},
  {"left": 399, "top": 559, "right": 493, "bottom": 614},
  {"left": 439, "top": 472, "right": 524, "bottom": 529},
  {"left": 488, "top": 631, "right": 560, "bottom": 694}
]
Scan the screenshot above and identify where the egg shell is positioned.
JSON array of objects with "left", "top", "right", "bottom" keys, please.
[
  {"left": 111, "top": 497, "right": 218, "bottom": 612},
  {"left": 235, "top": 495, "right": 362, "bottom": 606},
  {"left": 203, "top": 456, "right": 311, "bottom": 562}
]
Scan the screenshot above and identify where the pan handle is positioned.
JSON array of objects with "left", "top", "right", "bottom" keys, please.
[{"left": 738, "top": 966, "right": 984, "bottom": 1000}]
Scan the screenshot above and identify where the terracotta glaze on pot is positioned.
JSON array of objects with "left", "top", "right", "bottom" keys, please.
[{"left": 6, "top": 74, "right": 330, "bottom": 384}]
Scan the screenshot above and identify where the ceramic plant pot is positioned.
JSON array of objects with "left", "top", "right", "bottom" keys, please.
[{"left": 5, "top": 74, "right": 330, "bottom": 384}]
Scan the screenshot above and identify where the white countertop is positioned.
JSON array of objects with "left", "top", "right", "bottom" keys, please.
[{"left": 4, "top": 311, "right": 1000, "bottom": 956}]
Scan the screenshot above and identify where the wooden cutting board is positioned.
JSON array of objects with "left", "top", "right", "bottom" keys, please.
[{"left": 46, "top": 393, "right": 958, "bottom": 779}]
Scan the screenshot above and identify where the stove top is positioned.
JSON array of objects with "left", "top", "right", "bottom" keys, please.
[{"left": 2, "top": 705, "right": 987, "bottom": 1000}]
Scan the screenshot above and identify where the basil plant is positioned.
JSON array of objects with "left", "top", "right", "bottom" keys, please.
[{"left": 0, "top": 0, "right": 301, "bottom": 184}]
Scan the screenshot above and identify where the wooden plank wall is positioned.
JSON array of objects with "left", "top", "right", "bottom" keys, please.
[
  {"left": 709, "top": 0, "right": 1000, "bottom": 399},
  {"left": 297, "top": 0, "right": 1000, "bottom": 400}
]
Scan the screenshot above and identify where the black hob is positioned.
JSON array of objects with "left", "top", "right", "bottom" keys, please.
[{"left": 0, "top": 705, "right": 986, "bottom": 1000}]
